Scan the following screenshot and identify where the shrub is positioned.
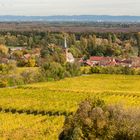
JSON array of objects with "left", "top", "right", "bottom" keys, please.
[
  {"left": 21, "top": 69, "right": 40, "bottom": 84},
  {"left": 80, "top": 66, "right": 92, "bottom": 74},
  {"left": 59, "top": 99, "right": 140, "bottom": 140},
  {"left": 0, "top": 80, "right": 8, "bottom": 88},
  {"left": 27, "top": 58, "right": 36, "bottom": 67},
  {"left": 81, "top": 66, "right": 138, "bottom": 75},
  {"left": 65, "top": 62, "right": 81, "bottom": 77},
  {"left": 41, "top": 62, "right": 65, "bottom": 80},
  {"left": 91, "top": 66, "right": 102, "bottom": 74},
  {"left": 0, "top": 64, "right": 9, "bottom": 74},
  {"left": 8, "top": 75, "right": 24, "bottom": 86},
  {"left": 0, "top": 61, "right": 17, "bottom": 74},
  {"left": 7, "top": 60, "right": 17, "bottom": 72}
]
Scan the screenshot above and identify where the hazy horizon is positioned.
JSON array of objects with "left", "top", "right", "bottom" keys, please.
[
  {"left": 0, "top": 0, "right": 139, "bottom": 16},
  {"left": 0, "top": 15, "right": 140, "bottom": 17}
]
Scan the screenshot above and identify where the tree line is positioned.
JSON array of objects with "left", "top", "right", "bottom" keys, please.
[{"left": 0, "top": 31, "right": 140, "bottom": 58}]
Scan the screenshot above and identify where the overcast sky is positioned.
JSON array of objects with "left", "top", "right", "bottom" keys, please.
[{"left": 0, "top": 0, "right": 139, "bottom": 16}]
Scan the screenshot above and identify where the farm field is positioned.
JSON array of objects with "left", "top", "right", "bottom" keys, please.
[{"left": 0, "top": 74, "right": 140, "bottom": 139}]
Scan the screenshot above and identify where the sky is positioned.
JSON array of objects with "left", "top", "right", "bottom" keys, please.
[{"left": 0, "top": 0, "right": 139, "bottom": 16}]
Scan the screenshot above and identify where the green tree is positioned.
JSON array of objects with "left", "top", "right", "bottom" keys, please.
[
  {"left": 41, "top": 62, "right": 65, "bottom": 80},
  {"left": 65, "top": 62, "right": 81, "bottom": 77},
  {"left": 136, "top": 32, "right": 140, "bottom": 56},
  {"left": 41, "top": 44, "right": 65, "bottom": 64},
  {"left": 108, "top": 34, "right": 112, "bottom": 45},
  {"left": 112, "top": 34, "right": 117, "bottom": 43}
]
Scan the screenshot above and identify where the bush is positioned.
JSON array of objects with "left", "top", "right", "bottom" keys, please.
[
  {"left": 41, "top": 62, "right": 65, "bottom": 80},
  {"left": 65, "top": 62, "right": 81, "bottom": 77},
  {"left": 21, "top": 69, "right": 40, "bottom": 84},
  {"left": 0, "top": 64, "right": 9, "bottom": 74},
  {"left": 59, "top": 99, "right": 140, "bottom": 140},
  {"left": 0, "top": 80, "right": 8, "bottom": 88},
  {"left": 7, "top": 60, "right": 17, "bottom": 72},
  {"left": 81, "top": 66, "right": 138, "bottom": 75},
  {"left": 80, "top": 66, "right": 92, "bottom": 74},
  {"left": 0, "top": 61, "right": 17, "bottom": 74},
  {"left": 41, "top": 62, "right": 81, "bottom": 81},
  {"left": 8, "top": 75, "right": 24, "bottom": 86},
  {"left": 27, "top": 58, "right": 36, "bottom": 67}
]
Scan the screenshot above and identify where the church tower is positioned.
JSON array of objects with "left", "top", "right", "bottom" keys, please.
[{"left": 64, "top": 37, "right": 75, "bottom": 63}]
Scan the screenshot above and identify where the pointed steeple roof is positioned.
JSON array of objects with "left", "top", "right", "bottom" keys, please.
[{"left": 64, "top": 37, "right": 67, "bottom": 49}]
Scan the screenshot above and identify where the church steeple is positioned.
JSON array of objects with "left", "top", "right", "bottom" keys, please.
[
  {"left": 64, "top": 37, "right": 67, "bottom": 49},
  {"left": 64, "top": 36, "right": 75, "bottom": 63}
]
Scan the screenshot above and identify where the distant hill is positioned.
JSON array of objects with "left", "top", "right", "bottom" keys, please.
[{"left": 0, "top": 15, "right": 140, "bottom": 22}]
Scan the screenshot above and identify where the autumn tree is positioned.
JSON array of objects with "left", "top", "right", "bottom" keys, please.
[{"left": 0, "top": 44, "right": 8, "bottom": 56}]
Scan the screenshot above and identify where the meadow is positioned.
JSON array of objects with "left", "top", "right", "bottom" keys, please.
[{"left": 0, "top": 74, "right": 140, "bottom": 139}]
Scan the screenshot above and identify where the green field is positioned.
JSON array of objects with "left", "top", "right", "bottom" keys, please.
[{"left": 0, "top": 74, "right": 140, "bottom": 139}]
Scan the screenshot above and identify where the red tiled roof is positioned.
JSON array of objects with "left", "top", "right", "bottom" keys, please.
[
  {"left": 90, "top": 56, "right": 104, "bottom": 61},
  {"left": 90, "top": 56, "right": 112, "bottom": 61},
  {"left": 23, "top": 54, "right": 31, "bottom": 59},
  {"left": 86, "top": 60, "right": 92, "bottom": 66},
  {"left": 79, "top": 59, "right": 84, "bottom": 63},
  {"left": 107, "top": 61, "right": 117, "bottom": 66}
]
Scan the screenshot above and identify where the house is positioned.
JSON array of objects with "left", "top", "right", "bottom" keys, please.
[
  {"left": 88, "top": 56, "right": 117, "bottom": 66},
  {"left": 115, "top": 58, "right": 132, "bottom": 67},
  {"left": 89, "top": 56, "right": 104, "bottom": 66},
  {"left": 79, "top": 56, "right": 117, "bottom": 67},
  {"left": 8, "top": 47, "right": 25, "bottom": 52},
  {"left": 80, "top": 56, "right": 140, "bottom": 68},
  {"left": 131, "top": 57, "right": 140, "bottom": 68},
  {"left": 0, "top": 58, "right": 9, "bottom": 64},
  {"left": 22, "top": 54, "right": 31, "bottom": 60}
]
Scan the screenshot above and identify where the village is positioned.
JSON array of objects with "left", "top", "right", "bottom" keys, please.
[
  {"left": 79, "top": 56, "right": 140, "bottom": 68},
  {"left": 1, "top": 44, "right": 140, "bottom": 68},
  {"left": 0, "top": 46, "right": 41, "bottom": 67}
]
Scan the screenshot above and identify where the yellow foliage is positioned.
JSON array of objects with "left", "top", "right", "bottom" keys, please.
[{"left": 0, "top": 44, "right": 8, "bottom": 55}]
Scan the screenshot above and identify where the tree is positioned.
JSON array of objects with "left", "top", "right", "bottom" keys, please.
[
  {"left": 0, "top": 44, "right": 8, "bottom": 56},
  {"left": 65, "top": 62, "right": 81, "bottom": 77},
  {"left": 136, "top": 32, "right": 140, "bottom": 56},
  {"left": 80, "top": 36, "right": 88, "bottom": 54},
  {"left": 108, "top": 34, "right": 112, "bottom": 45},
  {"left": 12, "top": 50, "right": 23, "bottom": 59},
  {"left": 87, "top": 35, "right": 97, "bottom": 56},
  {"left": 112, "top": 34, "right": 117, "bottom": 43},
  {"left": 70, "top": 34, "right": 76, "bottom": 45},
  {"left": 41, "top": 62, "right": 65, "bottom": 80},
  {"left": 0, "top": 36, "right": 6, "bottom": 45},
  {"left": 28, "top": 37, "right": 34, "bottom": 48},
  {"left": 40, "top": 44, "right": 65, "bottom": 64},
  {"left": 27, "top": 58, "right": 36, "bottom": 67},
  {"left": 59, "top": 99, "right": 140, "bottom": 140}
]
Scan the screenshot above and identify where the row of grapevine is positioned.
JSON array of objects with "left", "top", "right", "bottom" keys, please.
[
  {"left": 0, "top": 112, "right": 64, "bottom": 140},
  {"left": 0, "top": 88, "right": 139, "bottom": 116}
]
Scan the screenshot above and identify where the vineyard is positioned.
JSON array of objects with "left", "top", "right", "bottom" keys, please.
[
  {"left": 0, "top": 74, "right": 140, "bottom": 139},
  {"left": 0, "top": 113, "right": 64, "bottom": 140}
]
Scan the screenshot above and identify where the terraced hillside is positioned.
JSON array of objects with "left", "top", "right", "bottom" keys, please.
[{"left": 0, "top": 74, "right": 140, "bottom": 139}]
